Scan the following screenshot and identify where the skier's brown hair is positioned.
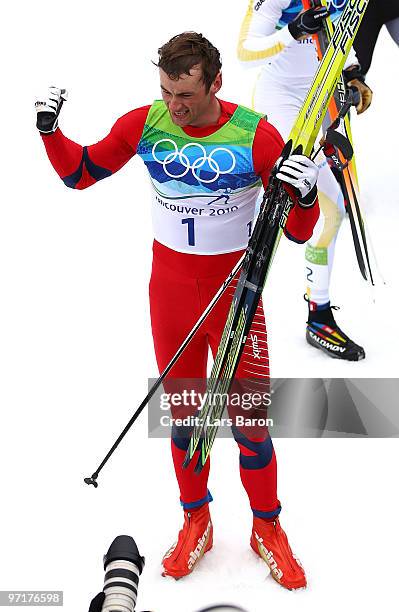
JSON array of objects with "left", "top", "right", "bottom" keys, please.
[{"left": 156, "top": 32, "right": 222, "bottom": 92}]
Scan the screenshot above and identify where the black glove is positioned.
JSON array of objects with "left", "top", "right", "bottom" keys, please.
[
  {"left": 288, "top": 6, "right": 330, "bottom": 40},
  {"left": 343, "top": 65, "right": 373, "bottom": 114}
]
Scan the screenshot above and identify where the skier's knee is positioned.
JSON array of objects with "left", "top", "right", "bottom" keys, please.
[
  {"left": 232, "top": 426, "right": 274, "bottom": 469},
  {"left": 171, "top": 424, "right": 192, "bottom": 451}
]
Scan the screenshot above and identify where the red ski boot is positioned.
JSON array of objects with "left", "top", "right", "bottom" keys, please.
[
  {"left": 162, "top": 503, "right": 213, "bottom": 579},
  {"left": 250, "top": 517, "right": 306, "bottom": 590}
]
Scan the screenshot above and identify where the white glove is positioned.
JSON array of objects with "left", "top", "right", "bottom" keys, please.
[
  {"left": 35, "top": 86, "right": 68, "bottom": 134},
  {"left": 276, "top": 154, "right": 319, "bottom": 206}
]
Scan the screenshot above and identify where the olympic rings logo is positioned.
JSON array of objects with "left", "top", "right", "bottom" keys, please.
[{"left": 152, "top": 139, "right": 236, "bottom": 184}]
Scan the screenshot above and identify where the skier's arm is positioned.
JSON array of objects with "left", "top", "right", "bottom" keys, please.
[
  {"left": 237, "top": 0, "right": 329, "bottom": 68},
  {"left": 253, "top": 119, "right": 319, "bottom": 244},
  {"left": 36, "top": 89, "right": 149, "bottom": 189},
  {"left": 237, "top": 0, "right": 296, "bottom": 68}
]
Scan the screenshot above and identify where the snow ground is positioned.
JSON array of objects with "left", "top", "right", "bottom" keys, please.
[{"left": 0, "top": 2, "right": 398, "bottom": 612}]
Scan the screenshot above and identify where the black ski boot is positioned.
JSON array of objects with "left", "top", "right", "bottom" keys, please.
[{"left": 305, "top": 297, "right": 365, "bottom": 361}]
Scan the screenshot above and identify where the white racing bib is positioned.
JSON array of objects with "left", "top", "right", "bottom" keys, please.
[{"left": 137, "top": 101, "right": 264, "bottom": 255}]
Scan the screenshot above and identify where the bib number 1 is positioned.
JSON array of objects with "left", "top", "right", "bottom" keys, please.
[{"left": 182, "top": 218, "right": 195, "bottom": 246}]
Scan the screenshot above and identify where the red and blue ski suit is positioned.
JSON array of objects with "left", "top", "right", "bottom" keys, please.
[{"left": 40, "top": 99, "right": 319, "bottom": 518}]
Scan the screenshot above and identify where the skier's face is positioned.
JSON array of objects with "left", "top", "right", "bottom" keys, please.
[{"left": 159, "top": 66, "right": 222, "bottom": 127}]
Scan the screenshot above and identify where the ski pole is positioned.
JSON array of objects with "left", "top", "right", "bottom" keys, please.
[
  {"left": 312, "top": 88, "right": 377, "bottom": 285},
  {"left": 84, "top": 252, "right": 245, "bottom": 487},
  {"left": 311, "top": 88, "right": 359, "bottom": 162}
]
